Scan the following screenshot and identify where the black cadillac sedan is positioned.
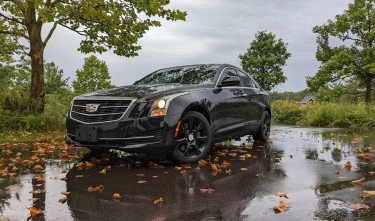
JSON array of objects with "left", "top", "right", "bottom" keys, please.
[{"left": 66, "top": 64, "right": 271, "bottom": 163}]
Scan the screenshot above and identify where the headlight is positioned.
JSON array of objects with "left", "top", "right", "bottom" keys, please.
[{"left": 149, "top": 93, "right": 188, "bottom": 117}]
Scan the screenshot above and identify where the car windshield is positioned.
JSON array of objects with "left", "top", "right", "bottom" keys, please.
[{"left": 135, "top": 64, "right": 219, "bottom": 85}]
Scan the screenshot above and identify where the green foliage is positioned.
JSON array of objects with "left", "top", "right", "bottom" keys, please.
[
  {"left": 272, "top": 100, "right": 375, "bottom": 128},
  {"left": 45, "top": 62, "right": 70, "bottom": 95},
  {"left": 270, "top": 90, "right": 311, "bottom": 101},
  {"left": 239, "top": 31, "right": 292, "bottom": 91},
  {"left": 72, "top": 55, "right": 114, "bottom": 94},
  {"left": 307, "top": 0, "right": 375, "bottom": 103},
  {"left": 0, "top": 94, "right": 72, "bottom": 132}
]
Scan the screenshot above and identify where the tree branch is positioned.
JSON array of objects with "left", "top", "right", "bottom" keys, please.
[
  {"left": 0, "top": 12, "right": 25, "bottom": 25},
  {"left": 57, "top": 22, "right": 87, "bottom": 36},
  {"left": 0, "top": 30, "right": 29, "bottom": 40},
  {"left": 9, "top": 0, "right": 25, "bottom": 13},
  {"left": 43, "top": 22, "right": 57, "bottom": 46}
]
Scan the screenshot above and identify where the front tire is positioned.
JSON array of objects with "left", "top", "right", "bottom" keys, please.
[
  {"left": 172, "top": 111, "right": 212, "bottom": 164},
  {"left": 252, "top": 111, "right": 271, "bottom": 141}
]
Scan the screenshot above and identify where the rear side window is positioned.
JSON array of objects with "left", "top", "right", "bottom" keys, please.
[
  {"left": 237, "top": 70, "right": 255, "bottom": 88},
  {"left": 220, "top": 68, "right": 238, "bottom": 82}
]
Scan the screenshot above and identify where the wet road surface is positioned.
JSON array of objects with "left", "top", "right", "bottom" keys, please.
[{"left": 1, "top": 125, "right": 375, "bottom": 220}]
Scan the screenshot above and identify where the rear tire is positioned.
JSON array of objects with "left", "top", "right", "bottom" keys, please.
[
  {"left": 252, "top": 111, "right": 271, "bottom": 141},
  {"left": 172, "top": 111, "right": 212, "bottom": 164}
]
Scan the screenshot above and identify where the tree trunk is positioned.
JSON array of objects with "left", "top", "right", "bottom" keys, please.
[
  {"left": 365, "top": 77, "right": 373, "bottom": 104},
  {"left": 27, "top": 22, "right": 45, "bottom": 113}
]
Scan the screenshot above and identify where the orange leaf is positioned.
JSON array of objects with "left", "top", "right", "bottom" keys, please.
[
  {"left": 352, "top": 179, "right": 363, "bottom": 186},
  {"left": 154, "top": 197, "right": 163, "bottom": 205},
  {"left": 136, "top": 173, "right": 145, "bottom": 177},
  {"left": 29, "top": 207, "right": 43, "bottom": 217},
  {"left": 58, "top": 197, "right": 68, "bottom": 204},
  {"left": 75, "top": 175, "right": 84, "bottom": 178},
  {"left": 273, "top": 201, "right": 289, "bottom": 213},
  {"left": 200, "top": 188, "right": 215, "bottom": 194},
  {"left": 99, "top": 168, "right": 106, "bottom": 175},
  {"left": 137, "top": 180, "right": 147, "bottom": 184},
  {"left": 344, "top": 161, "right": 352, "bottom": 168},
  {"left": 113, "top": 193, "right": 121, "bottom": 199},
  {"left": 346, "top": 203, "right": 369, "bottom": 210},
  {"left": 85, "top": 161, "right": 94, "bottom": 167},
  {"left": 277, "top": 192, "right": 288, "bottom": 198},
  {"left": 210, "top": 164, "right": 219, "bottom": 171}
]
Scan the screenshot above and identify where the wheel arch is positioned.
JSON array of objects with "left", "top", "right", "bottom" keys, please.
[{"left": 182, "top": 104, "right": 211, "bottom": 125}]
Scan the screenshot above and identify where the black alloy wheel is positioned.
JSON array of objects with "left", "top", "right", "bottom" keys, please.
[
  {"left": 173, "top": 111, "right": 212, "bottom": 163},
  {"left": 253, "top": 111, "right": 271, "bottom": 141}
]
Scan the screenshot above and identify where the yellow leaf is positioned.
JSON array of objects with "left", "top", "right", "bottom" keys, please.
[
  {"left": 113, "top": 193, "right": 121, "bottom": 199},
  {"left": 85, "top": 161, "right": 94, "bottom": 167},
  {"left": 277, "top": 192, "right": 288, "bottom": 198},
  {"left": 137, "top": 180, "right": 147, "bottom": 184},
  {"left": 153, "top": 197, "right": 163, "bottom": 205},
  {"left": 61, "top": 191, "right": 70, "bottom": 195},
  {"left": 273, "top": 201, "right": 289, "bottom": 213}
]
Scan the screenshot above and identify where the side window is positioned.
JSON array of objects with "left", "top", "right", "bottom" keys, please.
[
  {"left": 220, "top": 68, "right": 238, "bottom": 83},
  {"left": 237, "top": 70, "right": 255, "bottom": 88}
]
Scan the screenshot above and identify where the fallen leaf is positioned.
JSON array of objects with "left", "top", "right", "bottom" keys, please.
[
  {"left": 152, "top": 176, "right": 158, "bottom": 178},
  {"left": 273, "top": 201, "right": 289, "bottom": 213},
  {"left": 228, "top": 153, "right": 237, "bottom": 157},
  {"left": 99, "top": 168, "right": 106, "bottom": 175},
  {"left": 29, "top": 207, "right": 43, "bottom": 217},
  {"left": 136, "top": 173, "right": 145, "bottom": 177},
  {"left": 200, "top": 188, "right": 215, "bottom": 194},
  {"left": 352, "top": 179, "right": 363, "bottom": 186},
  {"left": 364, "top": 190, "right": 375, "bottom": 195},
  {"left": 198, "top": 160, "right": 208, "bottom": 167},
  {"left": 58, "top": 197, "right": 68, "bottom": 204},
  {"left": 175, "top": 166, "right": 183, "bottom": 171},
  {"left": 240, "top": 168, "right": 248, "bottom": 171},
  {"left": 2, "top": 218, "right": 10, "bottom": 221},
  {"left": 6, "top": 184, "right": 22, "bottom": 190},
  {"left": 85, "top": 161, "right": 94, "bottom": 167},
  {"left": 225, "top": 169, "right": 232, "bottom": 175},
  {"left": 277, "top": 192, "right": 288, "bottom": 198},
  {"left": 113, "top": 193, "right": 121, "bottom": 199},
  {"left": 34, "top": 165, "right": 43, "bottom": 170},
  {"left": 137, "top": 180, "right": 147, "bottom": 184},
  {"left": 61, "top": 191, "right": 70, "bottom": 195},
  {"left": 153, "top": 197, "right": 163, "bottom": 205},
  {"left": 87, "top": 185, "right": 104, "bottom": 192},
  {"left": 344, "top": 161, "right": 352, "bottom": 168},
  {"left": 75, "top": 175, "right": 84, "bottom": 178},
  {"left": 346, "top": 203, "right": 369, "bottom": 210},
  {"left": 361, "top": 193, "right": 371, "bottom": 200},
  {"left": 210, "top": 164, "right": 219, "bottom": 171},
  {"left": 256, "top": 173, "right": 265, "bottom": 177}
]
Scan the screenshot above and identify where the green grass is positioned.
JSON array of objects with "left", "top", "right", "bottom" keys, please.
[{"left": 272, "top": 100, "right": 375, "bottom": 128}]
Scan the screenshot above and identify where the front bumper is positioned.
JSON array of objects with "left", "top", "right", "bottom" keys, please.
[{"left": 66, "top": 113, "right": 181, "bottom": 154}]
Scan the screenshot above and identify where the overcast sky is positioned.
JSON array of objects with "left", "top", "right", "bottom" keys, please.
[{"left": 43, "top": 0, "right": 351, "bottom": 92}]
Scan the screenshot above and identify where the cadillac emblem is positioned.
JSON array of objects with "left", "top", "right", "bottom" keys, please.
[{"left": 86, "top": 104, "right": 100, "bottom": 113}]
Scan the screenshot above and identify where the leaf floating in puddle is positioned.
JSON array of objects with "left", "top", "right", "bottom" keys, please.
[
  {"left": 58, "top": 197, "right": 68, "bottom": 204},
  {"left": 154, "top": 197, "right": 163, "bottom": 205},
  {"left": 113, "top": 193, "right": 121, "bottom": 199},
  {"left": 87, "top": 185, "right": 104, "bottom": 192},
  {"left": 344, "top": 161, "right": 352, "bottom": 168},
  {"left": 137, "top": 180, "right": 147, "bottom": 184},
  {"left": 99, "top": 168, "right": 106, "bottom": 175},
  {"left": 61, "top": 191, "right": 70, "bottom": 195},
  {"left": 29, "top": 207, "right": 44, "bottom": 217},
  {"left": 277, "top": 192, "right": 288, "bottom": 198},
  {"left": 273, "top": 201, "right": 289, "bottom": 213},
  {"left": 346, "top": 203, "right": 369, "bottom": 210},
  {"left": 352, "top": 179, "right": 364, "bottom": 186},
  {"left": 200, "top": 188, "right": 215, "bottom": 194}
]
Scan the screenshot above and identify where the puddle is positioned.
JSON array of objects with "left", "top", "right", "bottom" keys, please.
[{"left": 0, "top": 126, "right": 375, "bottom": 220}]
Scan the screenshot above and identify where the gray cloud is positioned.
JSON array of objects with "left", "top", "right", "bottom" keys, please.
[{"left": 43, "top": 0, "right": 351, "bottom": 91}]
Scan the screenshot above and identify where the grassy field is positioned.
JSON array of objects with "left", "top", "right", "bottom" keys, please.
[{"left": 272, "top": 100, "right": 375, "bottom": 128}]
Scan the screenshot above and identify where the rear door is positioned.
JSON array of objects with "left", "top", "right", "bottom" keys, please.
[
  {"left": 211, "top": 68, "right": 248, "bottom": 137},
  {"left": 236, "top": 70, "right": 263, "bottom": 128}
]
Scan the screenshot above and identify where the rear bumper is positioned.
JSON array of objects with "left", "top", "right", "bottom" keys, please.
[{"left": 66, "top": 113, "right": 181, "bottom": 153}]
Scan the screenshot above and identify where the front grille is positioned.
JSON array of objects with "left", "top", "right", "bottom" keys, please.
[{"left": 70, "top": 98, "right": 134, "bottom": 123}]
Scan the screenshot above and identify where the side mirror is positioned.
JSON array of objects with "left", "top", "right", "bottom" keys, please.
[{"left": 218, "top": 76, "right": 241, "bottom": 87}]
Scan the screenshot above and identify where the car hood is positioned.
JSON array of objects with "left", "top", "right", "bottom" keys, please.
[{"left": 79, "top": 84, "right": 210, "bottom": 101}]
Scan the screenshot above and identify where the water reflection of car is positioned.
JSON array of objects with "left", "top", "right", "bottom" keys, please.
[
  {"left": 66, "top": 64, "right": 271, "bottom": 163},
  {"left": 66, "top": 142, "right": 271, "bottom": 221}
]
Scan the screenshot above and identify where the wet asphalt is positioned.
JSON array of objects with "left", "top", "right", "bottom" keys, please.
[{"left": 1, "top": 125, "right": 375, "bottom": 221}]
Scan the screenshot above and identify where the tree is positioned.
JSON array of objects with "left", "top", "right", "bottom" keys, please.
[
  {"left": 45, "top": 62, "right": 70, "bottom": 95},
  {"left": 239, "top": 31, "right": 292, "bottom": 91},
  {"left": 307, "top": 0, "right": 375, "bottom": 104},
  {"left": 0, "top": 0, "right": 187, "bottom": 113},
  {"left": 73, "top": 55, "right": 113, "bottom": 94}
]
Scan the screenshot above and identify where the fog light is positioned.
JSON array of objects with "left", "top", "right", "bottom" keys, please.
[{"left": 150, "top": 109, "right": 166, "bottom": 117}]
